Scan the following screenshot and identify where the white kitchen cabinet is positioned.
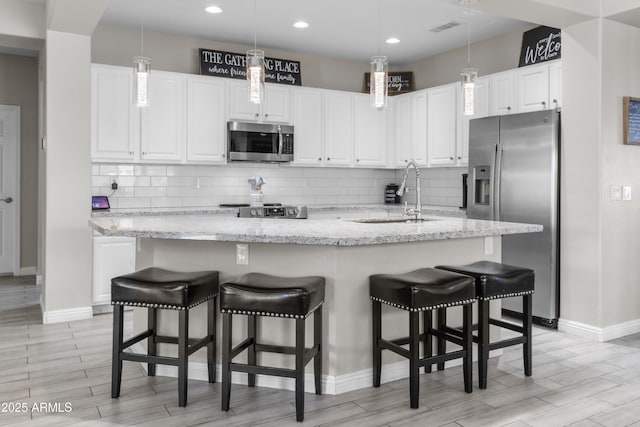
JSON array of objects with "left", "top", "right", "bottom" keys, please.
[
  {"left": 186, "top": 75, "right": 227, "bottom": 164},
  {"left": 490, "top": 70, "right": 515, "bottom": 115},
  {"left": 516, "top": 63, "right": 550, "bottom": 113},
  {"left": 549, "top": 60, "right": 562, "bottom": 109},
  {"left": 459, "top": 76, "right": 489, "bottom": 166},
  {"left": 394, "top": 90, "right": 428, "bottom": 167},
  {"left": 229, "top": 81, "right": 292, "bottom": 123},
  {"left": 323, "top": 90, "right": 354, "bottom": 166},
  {"left": 292, "top": 87, "right": 324, "bottom": 166},
  {"left": 92, "top": 236, "right": 136, "bottom": 306},
  {"left": 427, "top": 83, "right": 458, "bottom": 167},
  {"left": 91, "top": 64, "right": 140, "bottom": 162},
  {"left": 354, "top": 93, "right": 387, "bottom": 167},
  {"left": 140, "top": 70, "right": 186, "bottom": 162}
]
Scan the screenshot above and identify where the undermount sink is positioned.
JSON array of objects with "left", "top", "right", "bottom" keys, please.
[{"left": 350, "top": 217, "right": 437, "bottom": 224}]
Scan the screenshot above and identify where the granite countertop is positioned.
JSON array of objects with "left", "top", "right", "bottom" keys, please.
[{"left": 89, "top": 213, "right": 541, "bottom": 246}]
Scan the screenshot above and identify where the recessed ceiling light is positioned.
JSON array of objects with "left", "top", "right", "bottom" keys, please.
[
  {"left": 293, "top": 21, "right": 309, "bottom": 29},
  {"left": 386, "top": 37, "right": 400, "bottom": 44},
  {"left": 204, "top": 5, "right": 223, "bottom": 14}
]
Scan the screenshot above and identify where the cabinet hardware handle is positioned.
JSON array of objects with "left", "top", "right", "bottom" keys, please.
[
  {"left": 222, "top": 154, "right": 225, "bottom": 158},
  {"left": 553, "top": 99, "right": 558, "bottom": 104},
  {"left": 317, "top": 157, "right": 322, "bottom": 161},
  {"left": 457, "top": 156, "right": 461, "bottom": 160},
  {"left": 327, "top": 157, "right": 330, "bottom": 161},
  {"left": 265, "top": 114, "right": 269, "bottom": 118},
  {"left": 450, "top": 157, "right": 454, "bottom": 160},
  {"left": 405, "top": 159, "right": 408, "bottom": 163},
  {"left": 255, "top": 113, "right": 259, "bottom": 118},
  {"left": 507, "top": 106, "right": 511, "bottom": 111},
  {"left": 356, "top": 158, "right": 360, "bottom": 162},
  {"left": 542, "top": 101, "right": 546, "bottom": 106}
]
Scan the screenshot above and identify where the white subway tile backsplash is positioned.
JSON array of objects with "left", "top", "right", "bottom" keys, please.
[{"left": 92, "top": 162, "right": 463, "bottom": 209}]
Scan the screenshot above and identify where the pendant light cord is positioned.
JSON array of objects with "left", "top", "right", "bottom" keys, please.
[
  {"left": 377, "top": 0, "right": 381, "bottom": 56},
  {"left": 466, "top": 0, "right": 471, "bottom": 67},
  {"left": 140, "top": 0, "right": 144, "bottom": 56},
  {"left": 253, "top": 0, "right": 257, "bottom": 50}
]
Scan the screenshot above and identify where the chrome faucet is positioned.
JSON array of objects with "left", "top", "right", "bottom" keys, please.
[{"left": 396, "top": 159, "right": 422, "bottom": 221}]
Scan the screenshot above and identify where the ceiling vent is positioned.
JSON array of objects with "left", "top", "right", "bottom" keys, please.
[{"left": 429, "top": 21, "right": 462, "bottom": 33}]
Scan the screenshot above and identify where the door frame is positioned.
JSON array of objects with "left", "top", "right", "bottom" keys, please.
[{"left": 0, "top": 105, "right": 21, "bottom": 276}]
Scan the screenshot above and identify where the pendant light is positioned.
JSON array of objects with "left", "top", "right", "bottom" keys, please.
[
  {"left": 370, "top": 0, "right": 388, "bottom": 109},
  {"left": 247, "top": 0, "right": 265, "bottom": 104},
  {"left": 133, "top": 0, "right": 150, "bottom": 107},
  {"left": 460, "top": 0, "right": 477, "bottom": 116}
]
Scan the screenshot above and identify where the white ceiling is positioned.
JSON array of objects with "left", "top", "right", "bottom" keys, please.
[{"left": 99, "top": 0, "right": 533, "bottom": 65}]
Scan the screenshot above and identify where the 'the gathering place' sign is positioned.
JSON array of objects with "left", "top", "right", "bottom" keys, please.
[{"left": 199, "top": 48, "right": 302, "bottom": 86}]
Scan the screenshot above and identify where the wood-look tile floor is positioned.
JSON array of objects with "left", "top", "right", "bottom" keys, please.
[{"left": 2, "top": 276, "right": 640, "bottom": 426}]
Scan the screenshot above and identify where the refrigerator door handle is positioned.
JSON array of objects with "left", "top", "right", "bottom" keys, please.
[{"left": 492, "top": 143, "right": 502, "bottom": 221}]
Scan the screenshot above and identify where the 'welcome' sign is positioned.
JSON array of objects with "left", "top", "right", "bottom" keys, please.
[
  {"left": 199, "top": 48, "right": 302, "bottom": 86},
  {"left": 518, "top": 26, "right": 561, "bottom": 67}
]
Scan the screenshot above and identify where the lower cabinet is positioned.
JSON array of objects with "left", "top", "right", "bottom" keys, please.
[{"left": 92, "top": 236, "right": 136, "bottom": 306}]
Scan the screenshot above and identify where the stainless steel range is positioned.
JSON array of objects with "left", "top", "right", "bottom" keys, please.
[{"left": 238, "top": 205, "right": 308, "bottom": 219}]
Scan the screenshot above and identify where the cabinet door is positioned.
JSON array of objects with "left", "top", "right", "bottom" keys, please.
[
  {"left": 140, "top": 71, "right": 186, "bottom": 162},
  {"left": 395, "top": 94, "right": 411, "bottom": 167},
  {"left": 549, "top": 60, "right": 562, "bottom": 109},
  {"left": 228, "top": 80, "right": 260, "bottom": 121},
  {"left": 427, "top": 84, "right": 457, "bottom": 166},
  {"left": 292, "top": 87, "right": 324, "bottom": 166},
  {"left": 263, "top": 84, "right": 292, "bottom": 123},
  {"left": 91, "top": 65, "right": 139, "bottom": 161},
  {"left": 186, "top": 76, "right": 227, "bottom": 163},
  {"left": 354, "top": 94, "right": 386, "bottom": 167},
  {"left": 490, "top": 70, "right": 515, "bottom": 115},
  {"left": 410, "top": 90, "right": 428, "bottom": 165},
  {"left": 92, "top": 236, "right": 136, "bottom": 305},
  {"left": 323, "top": 90, "right": 354, "bottom": 166},
  {"left": 459, "top": 76, "right": 489, "bottom": 166},
  {"left": 516, "top": 63, "right": 550, "bottom": 112}
]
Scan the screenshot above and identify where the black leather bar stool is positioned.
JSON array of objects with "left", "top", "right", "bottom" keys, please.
[
  {"left": 370, "top": 268, "right": 475, "bottom": 409},
  {"left": 220, "top": 273, "right": 324, "bottom": 423},
  {"left": 435, "top": 261, "right": 534, "bottom": 389},
  {"left": 111, "top": 267, "right": 219, "bottom": 407}
]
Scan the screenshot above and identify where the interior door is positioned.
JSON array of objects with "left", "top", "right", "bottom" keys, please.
[{"left": 0, "top": 105, "right": 19, "bottom": 274}]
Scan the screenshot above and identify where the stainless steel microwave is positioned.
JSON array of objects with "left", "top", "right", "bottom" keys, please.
[{"left": 227, "top": 121, "right": 294, "bottom": 163}]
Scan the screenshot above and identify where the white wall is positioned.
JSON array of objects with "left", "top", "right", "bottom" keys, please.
[{"left": 43, "top": 30, "right": 92, "bottom": 316}]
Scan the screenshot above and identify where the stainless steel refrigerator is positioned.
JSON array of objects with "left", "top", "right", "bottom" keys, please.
[{"left": 467, "top": 109, "right": 560, "bottom": 327}]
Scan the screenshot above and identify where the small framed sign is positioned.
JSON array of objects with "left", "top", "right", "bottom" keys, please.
[
  {"left": 518, "top": 25, "right": 561, "bottom": 67},
  {"left": 363, "top": 71, "right": 414, "bottom": 96},
  {"left": 623, "top": 96, "right": 640, "bottom": 145}
]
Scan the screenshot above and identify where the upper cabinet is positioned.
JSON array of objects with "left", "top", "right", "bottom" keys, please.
[
  {"left": 91, "top": 64, "right": 140, "bottom": 162},
  {"left": 323, "top": 90, "right": 354, "bottom": 167},
  {"left": 292, "top": 87, "right": 324, "bottom": 166},
  {"left": 354, "top": 93, "right": 387, "bottom": 167},
  {"left": 140, "top": 70, "right": 186, "bottom": 162},
  {"left": 427, "top": 83, "right": 458, "bottom": 167},
  {"left": 394, "top": 90, "right": 428, "bottom": 167},
  {"left": 489, "top": 70, "right": 515, "bottom": 116},
  {"left": 186, "top": 75, "right": 227, "bottom": 164},
  {"left": 516, "top": 62, "right": 550, "bottom": 113},
  {"left": 549, "top": 60, "right": 562, "bottom": 109},
  {"left": 229, "top": 81, "right": 292, "bottom": 123}
]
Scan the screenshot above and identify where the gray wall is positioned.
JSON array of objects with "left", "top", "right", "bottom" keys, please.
[{"left": 0, "top": 53, "right": 38, "bottom": 271}]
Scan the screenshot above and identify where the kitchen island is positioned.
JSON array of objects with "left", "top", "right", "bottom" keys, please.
[{"left": 89, "top": 211, "right": 542, "bottom": 394}]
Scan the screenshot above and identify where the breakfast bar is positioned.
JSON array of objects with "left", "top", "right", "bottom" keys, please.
[{"left": 89, "top": 211, "right": 542, "bottom": 394}]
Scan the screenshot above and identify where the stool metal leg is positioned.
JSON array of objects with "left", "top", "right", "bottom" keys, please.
[
  {"left": 523, "top": 294, "right": 533, "bottom": 377},
  {"left": 147, "top": 308, "right": 157, "bottom": 376},
  {"left": 462, "top": 304, "right": 473, "bottom": 393},
  {"left": 248, "top": 314, "right": 257, "bottom": 387},
  {"left": 478, "top": 299, "right": 490, "bottom": 389},
  {"left": 221, "top": 312, "right": 232, "bottom": 412},
  {"left": 314, "top": 306, "right": 323, "bottom": 395},
  {"left": 436, "top": 308, "right": 446, "bottom": 371},
  {"left": 178, "top": 309, "right": 189, "bottom": 407},
  {"left": 207, "top": 298, "right": 216, "bottom": 383},
  {"left": 295, "top": 317, "right": 305, "bottom": 422},
  {"left": 372, "top": 300, "right": 382, "bottom": 387},
  {"left": 424, "top": 310, "right": 432, "bottom": 373},
  {"left": 409, "top": 310, "right": 420, "bottom": 409},
  {"left": 111, "top": 304, "right": 124, "bottom": 399}
]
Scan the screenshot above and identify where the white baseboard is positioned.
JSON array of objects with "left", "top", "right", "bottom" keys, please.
[
  {"left": 130, "top": 343, "right": 501, "bottom": 395},
  {"left": 18, "top": 266, "right": 36, "bottom": 276},
  {"left": 558, "top": 317, "right": 640, "bottom": 342},
  {"left": 42, "top": 306, "right": 93, "bottom": 324}
]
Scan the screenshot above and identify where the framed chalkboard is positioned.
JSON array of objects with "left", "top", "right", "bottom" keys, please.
[{"left": 623, "top": 96, "right": 640, "bottom": 145}]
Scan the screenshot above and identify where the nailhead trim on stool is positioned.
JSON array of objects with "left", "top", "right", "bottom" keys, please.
[{"left": 219, "top": 301, "right": 323, "bottom": 319}]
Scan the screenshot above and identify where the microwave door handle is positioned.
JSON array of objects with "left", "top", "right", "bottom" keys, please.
[{"left": 277, "top": 125, "right": 283, "bottom": 155}]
